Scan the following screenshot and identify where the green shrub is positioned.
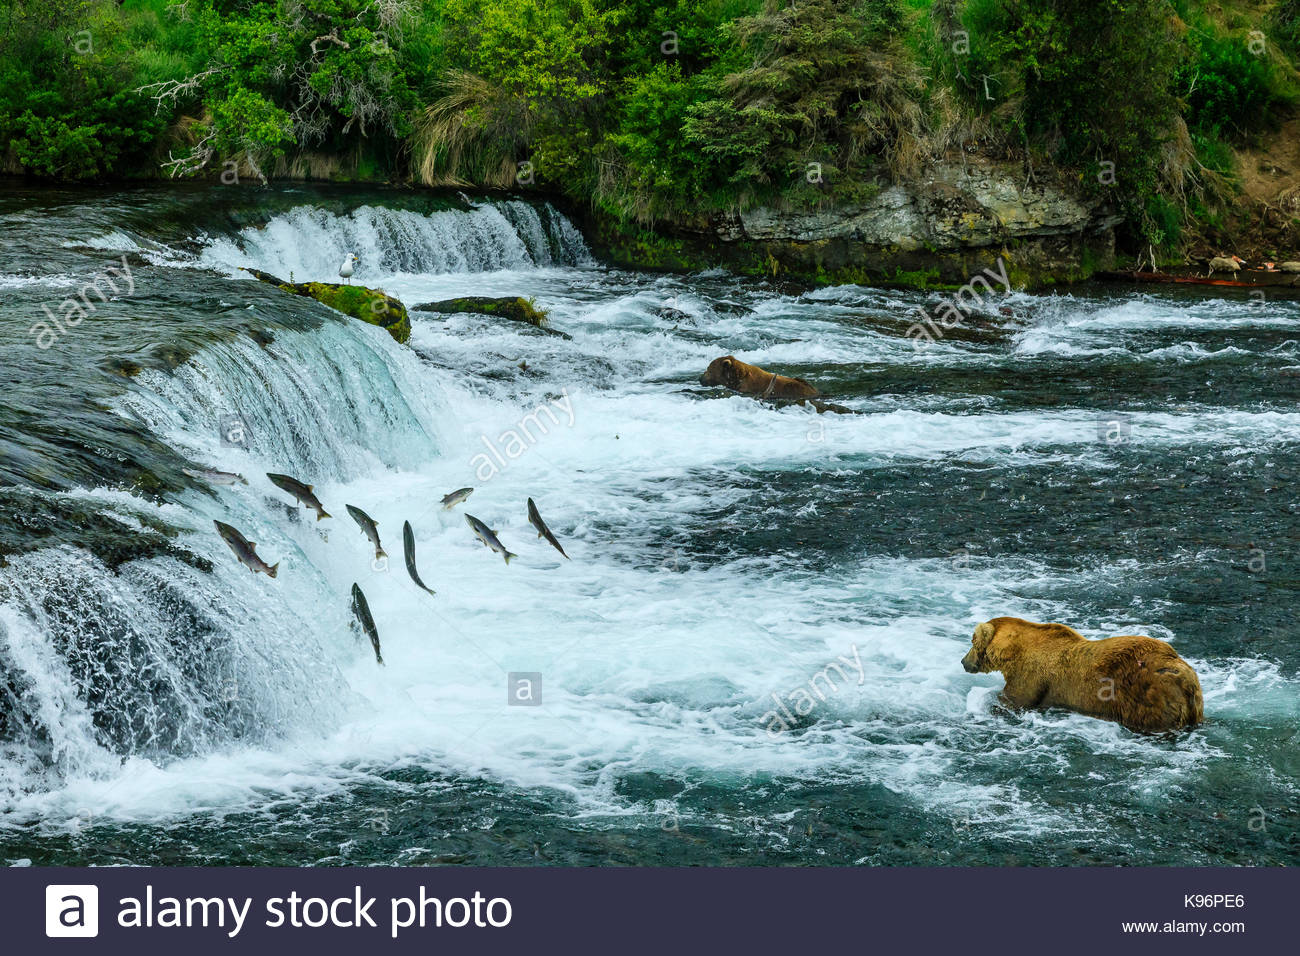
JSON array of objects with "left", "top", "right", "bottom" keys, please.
[
  {"left": 0, "top": 0, "right": 171, "bottom": 179},
  {"left": 1274, "top": 0, "right": 1300, "bottom": 58},
  {"left": 680, "top": 0, "right": 919, "bottom": 198},
  {"left": 960, "top": 0, "right": 1184, "bottom": 244},
  {"left": 1179, "top": 32, "right": 1288, "bottom": 139},
  {"left": 1143, "top": 195, "right": 1183, "bottom": 249}
]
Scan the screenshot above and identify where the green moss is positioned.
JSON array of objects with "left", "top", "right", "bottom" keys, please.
[
  {"left": 412, "top": 296, "right": 553, "bottom": 329},
  {"left": 1003, "top": 248, "right": 1104, "bottom": 289},
  {"left": 298, "top": 283, "right": 410, "bottom": 343},
  {"left": 596, "top": 221, "right": 703, "bottom": 271},
  {"left": 885, "top": 267, "right": 950, "bottom": 289},
  {"left": 243, "top": 269, "right": 410, "bottom": 343}
]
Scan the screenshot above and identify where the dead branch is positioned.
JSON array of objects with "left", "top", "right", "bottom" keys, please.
[{"left": 136, "top": 68, "right": 224, "bottom": 114}]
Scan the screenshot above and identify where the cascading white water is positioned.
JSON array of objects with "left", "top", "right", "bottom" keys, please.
[
  {"left": 0, "top": 322, "right": 434, "bottom": 808},
  {"left": 198, "top": 201, "right": 590, "bottom": 282},
  {"left": 119, "top": 319, "right": 442, "bottom": 481},
  {"left": 4, "top": 193, "right": 1299, "bottom": 865},
  {"left": 0, "top": 200, "right": 585, "bottom": 811},
  {"left": 0, "top": 535, "right": 353, "bottom": 806}
]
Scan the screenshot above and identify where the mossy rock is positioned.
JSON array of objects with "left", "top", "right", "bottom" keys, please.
[
  {"left": 243, "top": 268, "right": 411, "bottom": 344},
  {"left": 412, "top": 296, "right": 570, "bottom": 338}
]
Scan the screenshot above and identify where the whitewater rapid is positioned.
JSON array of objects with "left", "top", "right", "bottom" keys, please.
[{"left": 3, "top": 196, "right": 1298, "bottom": 864}]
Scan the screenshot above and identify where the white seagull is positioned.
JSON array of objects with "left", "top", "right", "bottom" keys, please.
[{"left": 339, "top": 253, "right": 358, "bottom": 284}]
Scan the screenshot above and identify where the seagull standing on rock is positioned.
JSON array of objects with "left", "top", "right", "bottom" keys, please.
[{"left": 339, "top": 253, "right": 358, "bottom": 284}]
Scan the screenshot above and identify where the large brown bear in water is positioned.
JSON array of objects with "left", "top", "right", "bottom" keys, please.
[
  {"left": 699, "top": 356, "right": 819, "bottom": 399},
  {"left": 961, "top": 617, "right": 1203, "bottom": 733}
]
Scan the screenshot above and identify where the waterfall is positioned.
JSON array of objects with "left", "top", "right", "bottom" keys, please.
[
  {"left": 118, "top": 319, "right": 442, "bottom": 482},
  {"left": 0, "top": 312, "right": 434, "bottom": 804},
  {"left": 0, "top": 193, "right": 597, "bottom": 809},
  {"left": 198, "top": 200, "right": 591, "bottom": 282}
]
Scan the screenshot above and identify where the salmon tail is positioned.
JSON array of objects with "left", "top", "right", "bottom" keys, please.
[
  {"left": 377, "top": 548, "right": 388, "bottom": 560},
  {"left": 267, "top": 562, "right": 279, "bottom": 578},
  {"left": 318, "top": 510, "right": 331, "bottom": 521},
  {"left": 504, "top": 551, "right": 517, "bottom": 565}
]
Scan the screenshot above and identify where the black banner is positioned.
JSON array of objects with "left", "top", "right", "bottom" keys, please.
[{"left": 7, "top": 867, "right": 1292, "bottom": 953}]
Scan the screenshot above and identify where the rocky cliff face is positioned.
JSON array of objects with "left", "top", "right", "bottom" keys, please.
[{"left": 595, "top": 158, "right": 1122, "bottom": 289}]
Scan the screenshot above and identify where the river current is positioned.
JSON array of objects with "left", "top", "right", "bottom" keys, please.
[{"left": 1, "top": 184, "right": 1297, "bottom": 865}]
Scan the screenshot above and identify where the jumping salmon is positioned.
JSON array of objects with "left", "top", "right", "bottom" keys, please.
[
  {"left": 267, "top": 473, "right": 331, "bottom": 520},
  {"left": 441, "top": 487, "right": 473, "bottom": 509},
  {"left": 184, "top": 467, "right": 247, "bottom": 486},
  {"left": 465, "top": 513, "right": 516, "bottom": 564},
  {"left": 350, "top": 583, "right": 383, "bottom": 665},
  {"left": 527, "top": 498, "right": 569, "bottom": 560},
  {"left": 402, "top": 520, "right": 436, "bottom": 596},
  {"left": 214, "top": 520, "right": 278, "bottom": 576},
  {"left": 346, "top": 504, "right": 386, "bottom": 560}
]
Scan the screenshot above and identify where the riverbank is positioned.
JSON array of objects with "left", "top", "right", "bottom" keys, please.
[{"left": 6, "top": 2, "right": 1300, "bottom": 291}]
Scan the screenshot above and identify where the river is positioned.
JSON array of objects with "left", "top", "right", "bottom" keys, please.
[{"left": 1, "top": 183, "right": 1297, "bottom": 865}]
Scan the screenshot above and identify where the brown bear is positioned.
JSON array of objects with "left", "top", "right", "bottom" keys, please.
[
  {"left": 699, "top": 356, "right": 819, "bottom": 400},
  {"left": 960, "top": 616, "right": 1203, "bottom": 733}
]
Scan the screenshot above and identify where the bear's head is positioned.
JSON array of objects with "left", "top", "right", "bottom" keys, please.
[
  {"left": 961, "top": 621, "right": 999, "bottom": 673},
  {"left": 700, "top": 356, "right": 745, "bottom": 389}
]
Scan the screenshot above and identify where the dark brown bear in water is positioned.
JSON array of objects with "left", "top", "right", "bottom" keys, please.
[
  {"left": 961, "top": 617, "right": 1203, "bottom": 733},
  {"left": 699, "top": 355, "right": 819, "bottom": 400}
]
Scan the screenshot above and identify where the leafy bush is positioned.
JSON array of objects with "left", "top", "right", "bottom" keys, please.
[
  {"left": 0, "top": 0, "right": 172, "bottom": 179},
  {"left": 684, "top": 0, "right": 915, "bottom": 188},
  {"left": 1179, "top": 31, "right": 1288, "bottom": 139},
  {"left": 603, "top": 64, "right": 717, "bottom": 216},
  {"left": 960, "top": 0, "right": 1185, "bottom": 243},
  {"left": 1275, "top": 0, "right": 1300, "bottom": 58}
]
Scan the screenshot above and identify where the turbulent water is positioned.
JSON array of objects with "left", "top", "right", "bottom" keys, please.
[{"left": 1, "top": 182, "right": 1297, "bottom": 866}]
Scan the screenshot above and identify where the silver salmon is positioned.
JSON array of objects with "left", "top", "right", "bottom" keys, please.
[
  {"left": 465, "top": 513, "right": 516, "bottom": 564},
  {"left": 267, "top": 473, "right": 331, "bottom": 521},
  {"left": 527, "top": 498, "right": 569, "bottom": 559},
  {"left": 214, "top": 520, "right": 278, "bottom": 577},
  {"left": 184, "top": 467, "right": 247, "bottom": 486},
  {"left": 441, "top": 487, "right": 473, "bottom": 509},
  {"left": 346, "top": 504, "right": 386, "bottom": 560},
  {"left": 402, "top": 520, "right": 436, "bottom": 596},
  {"left": 350, "top": 583, "right": 383, "bottom": 665}
]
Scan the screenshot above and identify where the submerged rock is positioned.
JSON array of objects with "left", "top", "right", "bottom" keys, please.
[
  {"left": 242, "top": 268, "right": 411, "bottom": 344},
  {"left": 0, "top": 486, "right": 211, "bottom": 572},
  {"left": 412, "top": 296, "right": 571, "bottom": 338}
]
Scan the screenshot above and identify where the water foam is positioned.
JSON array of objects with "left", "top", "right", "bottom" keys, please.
[
  {"left": 198, "top": 202, "right": 590, "bottom": 282},
  {"left": 4, "top": 200, "right": 1298, "bottom": 856}
]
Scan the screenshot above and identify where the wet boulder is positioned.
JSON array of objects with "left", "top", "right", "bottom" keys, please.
[
  {"left": 242, "top": 268, "right": 410, "bottom": 344},
  {"left": 412, "top": 296, "right": 571, "bottom": 338}
]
